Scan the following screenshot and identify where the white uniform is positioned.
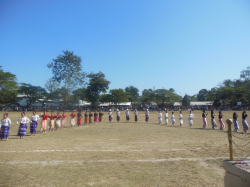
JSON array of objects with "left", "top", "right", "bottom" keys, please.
[
  {"left": 165, "top": 113, "right": 168, "bottom": 123},
  {"left": 171, "top": 114, "right": 176, "bottom": 123},
  {"left": 179, "top": 114, "right": 183, "bottom": 124},
  {"left": 0, "top": 118, "right": 11, "bottom": 127},
  {"left": 158, "top": 113, "right": 162, "bottom": 123},
  {"left": 30, "top": 114, "right": 40, "bottom": 122},
  {"left": 188, "top": 113, "right": 194, "bottom": 125},
  {"left": 17, "top": 117, "right": 30, "bottom": 124}
]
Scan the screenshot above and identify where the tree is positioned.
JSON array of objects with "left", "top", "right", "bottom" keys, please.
[
  {"left": 197, "top": 89, "right": 208, "bottom": 101},
  {"left": 154, "top": 89, "right": 181, "bottom": 108},
  {"left": 213, "top": 99, "right": 221, "bottom": 107},
  {"left": 240, "top": 66, "right": 250, "bottom": 80},
  {"left": 85, "top": 72, "right": 110, "bottom": 108},
  {"left": 109, "top": 89, "right": 131, "bottom": 105},
  {"left": 125, "top": 86, "right": 139, "bottom": 101},
  {"left": 99, "top": 89, "right": 131, "bottom": 106},
  {"left": 169, "top": 88, "right": 175, "bottom": 93},
  {"left": 18, "top": 83, "right": 47, "bottom": 107},
  {"left": 44, "top": 78, "right": 60, "bottom": 100},
  {"left": 0, "top": 66, "right": 19, "bottom": 107},
  {"left": 72, "top": 87, "right": 87, "bottom": 101},
  {"left": 182, "top": 94, "right": 190, "bottom": 107},
  {"left": 142, "top": 89, "right": 153, "bottom": 97},
  {"left": 47, "top": 50, "right": 86, "bottom": 107}
]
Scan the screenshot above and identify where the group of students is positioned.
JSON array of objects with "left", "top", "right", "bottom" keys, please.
[
  {"left": 0, "top": 109, "right": 249, "bottom": 141},
  {"left": 107, "top": 109, "right": 149, "bottom": 123},
  {"left": 0, "top": 110, "right": 105, "bottom": 141},
  {"left": 201, "top": 110, "right": 249, "bottom": 132},
  {"left": 162, "top": 109, "right": 249, "bottom": 132}
]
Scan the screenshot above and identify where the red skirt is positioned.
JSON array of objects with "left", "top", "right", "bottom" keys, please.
[
  {"left": 99, "top": 116, "right": 102, "bottom": 122},
  {"left": 84, "top": 116, "right": 88, "bottom": 124},
  {"left": 94, "top": 116, "right": 98, "bottom": 122},
  {"left": 77, "top": 118, "right": 82, "bottom": 126}
]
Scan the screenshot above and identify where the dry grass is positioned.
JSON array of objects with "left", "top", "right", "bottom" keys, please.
[{"left": 0, "top": 110, "right": 249, "bottom": 186}]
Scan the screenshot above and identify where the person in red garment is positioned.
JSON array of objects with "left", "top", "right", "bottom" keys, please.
[
  {"left": 61, "top": 111, "right": 67, "bottom": 129},
  {"left": 41, "top": 111, "right": 50, "bottom": 134},
  {"left": 70, "top": 111, "right": 76, "bottom": 127},
  {"left": 77, "top": 111, "right": 83, "bottom": 127},
  {"left": 48, "top": 112, "right": 56, "bottom": 132},
  {"left": 55, "top": 112, "right": 62, "bottom": 130}
]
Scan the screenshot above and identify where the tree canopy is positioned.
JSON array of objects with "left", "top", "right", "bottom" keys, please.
[
  {"left": 18, "top": 83, "right": 47, "bottom": 107},
  {"left": 99, "top": 89, "right": 131, "bottom": 105},
  {"left": 47, "top": 50, "right": 86, "bottom": 107},
  {"left": 85, "top": 72, "right": 110, "bottom": 108},
  {"left": 0, "top": 66, "right": 19, "bottom": 107},
  {"left": 125, "top": 86, "right": 139, "bottom": 101}
]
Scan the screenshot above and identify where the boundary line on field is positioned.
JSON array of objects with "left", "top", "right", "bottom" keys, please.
[
  {"left": 1, "top": 157, "right": 248, "bottom": 165},
  {"left": 0, "top": 148, "right": 202, "bottom": 153}
]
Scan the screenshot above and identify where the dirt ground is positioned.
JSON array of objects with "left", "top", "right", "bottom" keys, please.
[{"left": 0, "top": 110, "right": 249, "bottom": 186}]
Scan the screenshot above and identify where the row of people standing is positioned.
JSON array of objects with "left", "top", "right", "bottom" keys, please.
[
  {"left": 107, "top": 109, "right": 149, "bottom": 123},
  {"left": 158, "top": 110, "right": 194, "bottom": 127},
  {"left": 202, "top": 110, "right": 249, "bottom": 132},
  {"left": 0, "top": 110, "right": 105, "bottom": 141}
]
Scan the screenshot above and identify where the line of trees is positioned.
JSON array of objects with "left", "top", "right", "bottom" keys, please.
[{"left": 1, "top": 50, "right": 250, "bottom": 109}]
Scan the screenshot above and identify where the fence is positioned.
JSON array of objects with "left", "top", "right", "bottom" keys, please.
[{"left": 227, "top": 119, "right": 250, "bottom": 160}]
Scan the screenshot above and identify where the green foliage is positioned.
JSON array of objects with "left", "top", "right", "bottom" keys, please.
[
  {"left": 169, "top": 88, "right": 175, "bottom": 93},
  {"left": 99, "top": 89, "right": 131, "bottom": 105},
  {"left": 72, "top": 87, "right": 87, "bottom": 101},
  {"left": 182, "top": 94, "right": 190, "bottom": 107},
  {"left": 141, "top": 89, "right": 181, "bottom": 108},
  {"left": 18, "top": 83, "right": 47, "bottom": 107},
  {"left": 125, "top": 86, "right": 139, "bottom": 101},
  {"left": 47, "top": 50, "right": 86, "bottom": 107},
  {"left": 85, "top": 72, "right": 110, "bottom": 108},
  {"left": 197, "top": 89, "right": 208, "bottom": 101},
  {"left": 213, "top": 99, "right": 221, "bottom": 107},
  {"left": 0, "top": 66, "right": 19, "bottom": 107}
]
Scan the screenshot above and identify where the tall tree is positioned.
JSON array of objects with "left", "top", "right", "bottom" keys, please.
[
  {"left": 44, "top": 78, "right": 60, "bottom": 100},
  {"left": 0, "top": 66, "right": 19, "bottom": 107},
  {"left": 18, "top": 83, "right": 47, "bottom": 107},
  {"left": 125, "top": 86, "right": 139, "bottom": 101},
  {"left": 85, "top": 72, "right": 110, "bottom": 108},
  {"left": 182, "top": 94, "right": 190, "bottom": 107},
  {"left": 47, "top": 50, "right": 86, "bottom": 107}
]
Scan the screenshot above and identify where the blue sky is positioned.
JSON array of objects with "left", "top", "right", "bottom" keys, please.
[{"left": 1, "top": 0, "right": 250, "bottom": 96}]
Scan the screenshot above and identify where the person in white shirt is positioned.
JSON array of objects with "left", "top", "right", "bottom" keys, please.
[
  {"left": 116, "top": 109, "right": 120, "bottom": 122},
  {"left": 171, "top": 112, "right": 176, "bottom": 125},
  {"left": 134, "top": 109, "right": 139, "bottom": 123},
  {"left": 145, "top": 109, "right": 149, "bottom": 123},
  {"left": 165, "top": 110, "right": 168, "bottom": 125},
  {"left": 0, "top": 113, "right": 11, "bottom": 141},
  {"left": 17, "top": 112, "right": 30, "bottom": 139},
  {"left": 179, "top": 111, "right": 183, "bottom": 126},
  {"left": 188, "top": 110, "right": 194, "bottom": 127},
  {"left": 30, "top": 110, "right": 40, "bottom": 136},
  {"left": 108, "top": 109, "right": 113, "bottom": 122},
  {"left": 125, "top": 109, "right": 130, "bottom": 122},
  {"left": 158, "top": 111, "right": 162, "bottom": 124}
]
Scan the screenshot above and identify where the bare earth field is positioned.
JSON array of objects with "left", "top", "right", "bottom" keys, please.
[{"left": 0, "top": 110, "right": 249, "bottom": 187}]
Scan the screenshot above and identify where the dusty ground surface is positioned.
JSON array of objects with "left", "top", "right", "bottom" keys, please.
[{"left": 0, "top": 110, "right": 250, "bottom": 186}]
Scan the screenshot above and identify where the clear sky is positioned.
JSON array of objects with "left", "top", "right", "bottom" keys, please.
[{"left": 1, "top": 0, "right": 250, "bottom": 96}]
